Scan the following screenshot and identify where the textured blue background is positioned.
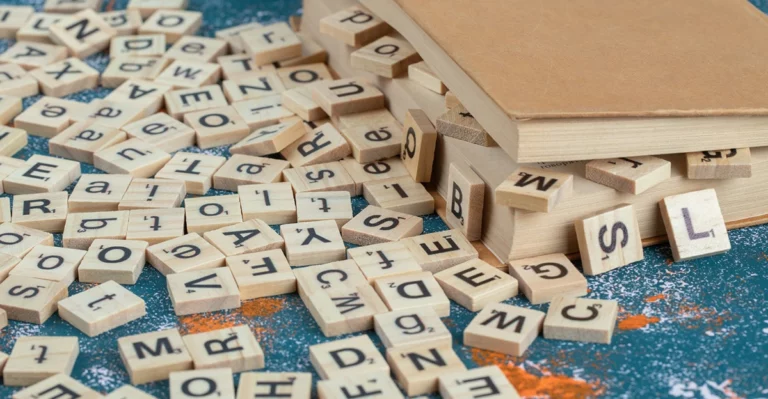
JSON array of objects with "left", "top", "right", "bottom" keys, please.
[{"left": 0, "top": 0, "right": 767, "bottom": 398}]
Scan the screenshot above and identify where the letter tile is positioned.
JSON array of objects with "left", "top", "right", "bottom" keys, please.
[
  {"left": 318, "top": 6, "right": 390, "bottom": 47},
  {"left": 350, "top": 36, "right": 421, "bottom": 78},
  {"left": 543, "top": 296, "right": 619, "bottom": 344},
  {"left": 0, "top": 156, "right": 27, "bottom": 194},
  {"left": 155, "top": 59, "right": 221, "bottom": 90},
  {"left": 363, "top": 176, "right": 434, "bottom": 216},
  {"left": 203, "top": 218, "right": 284, "bottom": 257},
  {"left": 281, "top": 122, "right": 351, "bottom": 168},
  {"left": 126, "top": 208, "right": 185, "bottom": 245},
  {"left": 585, "top": 156, "right": 671, "bottom": 194},
  {"left": 122, "top": 113, "right": 196, "bottom": 153},
  {"left": 169, "top": 368, "right": 235, "bottom": 399},
  {"left": 276, "top": 63, "right": 332, "bottom": 90},
  {"left": 62, "top": 210, "right": 129, "bottom": 250},
  {"left": 138, "top": 9, "right": 201, "bottom": 43},
  {"left": 164, "top": 85, "right": 228, "bottom": 120},
  {"left": 165, "top": 35, "right": 227, "bottom": 63},
  {"left": 239, "top": 182, "right": 296, "bottom": 225},
  {"left": 0, "top": 41, "right": 68, "bottom": 71},
  {"left": 280, "top": 220, "right": 345, "bottom": 266},
  {"left": 302, "top": 283, "right": 387, "bottom": 337},
  {"left": 408, "top": 61, "right": 446, "bottom": 94},
  {"left": 118, "top": 178, "right": 186, "bottom": 210},
  {"left": 434, "top": 259, "right": 518, "bottom": 312},
  {"left": 242, "top": 22, "right": 302, "bottom": 65},
  {"left": 93, "top": 138, "right": 171, "bottom": 178},
  {"left": 659, "top": 188, "right": 731, "bottom": 261},
  {"left": 347, "top": 241, "right": 422, "bottom": 283},
  {"left": 49, "top": 9, "right": 117, "bottom": 58},
  {"left": 146, "top": 233, "right": 225, "bottom": 275},
  {"left": 16, "top": 13, "right": 69, "bottom": 44},
  {"left": 373, "top": 307, "right": 451, "bottom": 349},
  {"left": 386, "top": 345, "right": 465, "bottom": 396},
  {"left": 78, "top": 239, "right": 148, "bottom": 285},
  {"left": 0, "top": 275, "right": 67, "bottom": 324},
  {"left": 294, "top": 259, "right": 367, "bottom": 296},
  {"left": 212, "top": 154, "right": 290, "bottom": 191},
  {"left": 317, "top": 372, "right": 403, "bottom": 399},
  {"left": 11, "top": 245, "right": 85, "bottom": 286},
  {"left": 445, "top": 162, "right": 485, "bottom": 241},
  {"left": 341, "top": 206, "right": 422, "bottom": 246},
  {"left": 237, "top": 372, "right": 312, "bottom": 399},
  {"left": 0, "top": 64, "right": 39, "bottom": 97},
  {"left": 686, "top": 148, "right": 752, "bottom": 179},
  {"left": 48, "top": 121, "right": 127, "bottom": 164},
  {"left": 508, "top": 253, "right": 588, "bottom": 305},
  {"left": 435, "top": 105, "right": 496, "bottom": 147},
  {"left": 231, "top": 94, "right": 294, "bottom": 130},
  {"left": 0, "top": 198, "right": 10, "bottom": 223},
  {"left": 0, "top": 6, "right": 34, "bottom": 39},
  {"left": 100, "top": 9, "right": 143, "bottom": 36},
  {"left": 185, "top": 195, "right": 243, "bottom": 234},
  {"left": 128, "top": 0, "right": 188, "bottom": 19},
  {"left": 101, "top": 57, "right": 171, "bottom": 88},
  {"left": 230, "top": 117, "right": 306, "bottom": 157},
  {"left": 14, "top": 97, "right": 82, "bottom": 138},
  {"left": 282, "top": 161, "right": 356, "bottom": 196},
  {"left": 182, "top": 325, "right": 264, "bottom": 372},
  {"left": 105, "top": 385, "right": 158, "bottom": 399},
  {"left": 110, "top": 34, "right": 165, "bottom": 58},
  {"left": 217, "top": 53, "right": 275, "bottom": 80},
  {"left": 0, "top": 223, "right": 54, "bottom": 258},
  {"left": 340, "top": 157, "right": 410, "bottom": 196},
  {"left": 3, "top": 154, "right": 81, "bottom": 194},
  {"left": 11, "top": 191, "right": 69, "bottom": 232},
  {"left": 103, "top": 79, "right": 173, "bottom": 117},
  {"left": 166, "top": 267, "right": 240, "bottom": 316},
  {"left": 214, "top": 21, "right": 263, "bottom": 53},
  {"left": 5, "top": 337, "right": 78, "bottom": 386},
  {"left": 340, "top": 122, "right": 402, "bottom": 164},
  {"left": 222, "top": 72, "right": 286, "bottom": 103},
  {"left": 401, "top": 229, "right": 479, "bottom": 274},
  {"left": 296, "top": 191, "right": 352, "bottom": 228},
  {"left": 281, "top": 86, "right": 326, "bottom": 122},
  {"left": 183, "top": 105, "right": 250, "bottom": 149},
  {"left": 309, "top": 336, "right": 388, "bottom": 380},
  {"left": 311, "top": 78, "right": 385, "bottom": 117},
  {"left": 464, "top": 303, "right": 544, "bottom": 356},
  {"left": 373, "top": 272, "right": 450, "bottom": 317},
  {"left": 117, "top": 328, "right": 193, "bottom": 384},
  {"left": 439, "top": 366, "right": 520, "bottom": 399},
  {"left": 44, "top": 0, "right": 101, "bottom": 13},
  {"left": 495, "top": 166, "right": 573, "bottom": 213},
  {"left": 68, "top": 174, "right": 133, "bottom": 212},
  {"left": 574, "top": 203, "right": 643, "bottom": 275},
  {"left": 226, "top": 249, "right": 295, "bottom": 299},
  {"left": 155, "top": 152, "right": 226, "bottom": 195},
  {"left": 13, "top": 373, "right": 101, "bottom": 399},
  {"left": 0, "top": 127, "right": 28, "bottom": 157},
  {"left": 57, "top": 280, "right": 146, "bottom": 337}
]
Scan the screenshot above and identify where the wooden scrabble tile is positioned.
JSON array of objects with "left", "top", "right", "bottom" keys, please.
[
  {"left": 101, "top": 9, "right": 143, "bottom": 36},
  {"left": 128, "top": 0, "right": 188, "bottom": 18},
  {"left": 0, "top": 197, "right": 9, "bottom": 223},
  {"left": 686, "top": 148, "right": 752, "bottom": 179},
  {"left": 122, "top": 113, "right": 196, "bottom": 152},
  {"left": 155, "top": 60, "right": 221, "bottom": 90},
  {"left": 70, "top": 100, "right": 145, "bottom": 131},
  {"left": 231, "top": 94, "right": 295, "bottom": 130},
  {"left": 126, "top": 208, "right": 185, "bottom": 245},
  {"left": 165, "top": 35, "right": 227, "bottom": 63},
  {"left": 93, "top": 138, "right": 171, "bottom": 178},
  {"left": 436, "top": 105, "right": 496, "bottom": 147},
  {"left": 0, "top": 95, "right": 21, "bottom": 128},
  {"left": 154, "top": 152, "right": 226, "bottom": 195},
  {"left": 164, "top": 85, "right": 229, "bottom": 120},
  {"left": 434, "top": 259, "right": 518, "bottom": 312},
  {"left": 362, "top": 177, "right": 434, "bottom": 216},
  {"left": 338, "top": 110, "right": 394, "bottom": 137},
  {"left": 183, "top": 106, "right": 251, "bottom": 149},
  {"left": 49, "top": 9, "right": 117, "bottom": 58},
  {"left": 11, "top": 191, "right": 68, "bottom": 233},
  {"left": 439, "top": 366, "right": 520, "bottom": 399},
  {"left": 311, "top": 78, "right": 385, "bottom": 117},
  {"left": 508, "top": 253, "right": 588, "bottom": 305},
  {"left": 44, "top": 0, "right": 101, "bottom": 13},
  {"left": 139, "top": 9, "right": 201, "bottom": 43},
  {"left": 296, "top": 191, "right": 352, "bottom": 228},
  {"left": 230, "top": 117, "right": 306, "bottom": 157},
  {"left": 401, "top": 109, "right": 437, "bottom": 183},
  {"left": 104, "top": 79, "right": 174, "bottom": 117},
  {"left": 340, "top": 157, "right": 409, "bottom": 196},
  {"left": 49, "top": 121, "right": 127, "bottom": 164},
  {"left": 318, "top": 6, "right": 390, "bottom": 47},
  {"left": 243, "top": 22, "right": 302, "bottom": 65},
  {"left": 226, "top": 249, "right": 295, "bottom": 299},
  {"left": 575, "top": 203, "right": 643, "bottom": 275},
  {"left": 14, "top": 97, "right": 82, "bottom": 138},
  {"left": 543, "top": 296, "right": 619, "bottom": 344},
  {"left": 317, "top": 372, "right": 403, "bottom": 399},
  {"left": 0, "top": 223, "right": 53, "bottom": 258},
  {"left": 351, "top": 36, "right": 420, "bottom": 78},
  {"left": 182, "top": 324, "right": 264, "bottom": 372},
  {"left": 203, "top": 218, "right": 283, "bottom": 257},
  {"left": 281, "top": 123, "right": 351, "bottom": 168},
  {"left": 147, "top": 233, "right": 225, "bottom": 275},
  {"left": 276, "top": 63, "right": 332, "bottom": 90},
  {"left": 340, "top": 122, "right": 402, "bottom": 164},
  {"left": 0, "top": 275, "right": 67, "bottom": 324},
  {"left": 14, "top": 373, "right": 101, "bottom": 399},
  {"left": 445, "top": 162, "right": 485, "bottom": 241},
  {"left": 276, "top": 32, "right": 328, "bottom": 68},
  {"left": 62, "top": 210, "right": 129, "bottom": 250},
  {"left": 0, "top": 41, "right": 68, "bottom": 70},
  {"left": 3, "top": 155, "right": 81, "bottom": 195},
  {"left": 239, "top": 183, "right": 296, "bottom": 225},
  {"left": 281, "top": 87, "right": 326, "bottom": 122},
  {"left": 110, "top": 34, "right": 165, "bottom": 58},
  {"left": 408, "top": 61, "right": 446, "bottom": 94},
  {"left": 217, "top": 53, "right": 275, "bottom": 80},
  {"left": 0, "top": 157, "right": 26, "bottom": 194},
  {"left": 282, "top": 162, "right": 356, "bottom": 196},
  {"left": 463, "top": 302, "right": 544, "bottom": 356},
  {"left": 185, "top": 195, "right": 243, "bottom": 234},
  {"left": 586, "top": 156, "right": 671, "bottom": 194},
  {"left": 166, "top": 267, "right": 240, "bottom": 315},
  {"left": 238, "top": 372, "right": 312, "bottom": 399},
  {"left": 101, "top": 57, "right": 171, "bottom": 88},
  {"left": 495, "top": 166, "right": 574, "bottom": 213},
  {"left": 57, "top": 280, "right": 146, "bottom": 337},
  {"left": 68, "top": 174, "right": 132, "bottom": 213},
  {"left": 387, "top": 345, "right": 466, "bottom": 397},
  {"left": 0, "top": 126, "right": 27, "bottom": 157},
  {"left": 347, "top": 242, "right": 421, "bottom": 283},
  {"left": 0, "top": 64, "right": 39, "bottom": 97},
  {"left": 280, "top": 220, "right": 345, "bottom": 266},
  {"left": 222, "top": 73, "right": 286, "bottom": 103},
  {"left": 373, "top": 272, "right": 450, "bottom": 317},
  {"left": 310, "top": 336, "right": 388, "bottom": 380},
  {"left": 11, "top": 245, "right": 84, "bottom": 286},
  {"left": 215, "top": 21, "right": 263, "bottom": 53},
  {"left": 78, "top": 239, "right": 148, "bottom": 284},
  {"left": 293, "top": 259, "right": 366, "bottom": 296},
  {"left": 0, "top": 6, "right": 33, "bottom": 39},
  {"left": 373, "top": 307, "right": 450, "bottom": 349},
  {"left": 106, "top": 385, "right": 158, "bottom": 399},
  {"left": 16, "top": 13, "right": 68, "bottom": 44},
  {"left": 213, "top": 154, "right": 290, "bottom": 192},
  {"left": 4, "top": 336, "right": 78, "bottom": 386},
  {"left": 169, "top": 368, "right": 235, "bottom": 399},
  {"left": 117, "top": 328, "right": 193, "bottom": 384},
  {"left": 660, "top": 188, "right": 731, "bottom": 261},
  {"left": 342, "top": 206, "right": 421, "bottom": 247},
  {"left": 402, "top": 229, "right": 478, "bottom": 274},
  {"left": 118, "top": 178, "right": 186, "bottom": 210}
]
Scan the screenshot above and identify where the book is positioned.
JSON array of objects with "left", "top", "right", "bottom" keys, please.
[
  {"left": 361, "top": 0, "right": 768, "bottom": 163},
  {"left": 304, "top": 0, "right": 768, "bottom": 262}
]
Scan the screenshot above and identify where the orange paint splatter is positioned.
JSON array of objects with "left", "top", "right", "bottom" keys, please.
[
  {"left": 618, "top": 314, "right": 660, "bottom": 330},
  {"left": 472, "top": 349, "right": 605, "bottom": 399},
  {"left": 241, "top": 297, "right": 286, "bottom": 318},
  {"left": 177, "top": 297, "right": 285, "bottom": 335},
  {"left": 178, "top": 313, "right": 239, "bottom": 334},
  {"left": 645, "top": 294, "right": 665, "bottom": 303}
]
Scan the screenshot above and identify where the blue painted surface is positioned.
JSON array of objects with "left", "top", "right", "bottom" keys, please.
[{"left": 0, "top": 0, "right": 767, "bottom": 398}]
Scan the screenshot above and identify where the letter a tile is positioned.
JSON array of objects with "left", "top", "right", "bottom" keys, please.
[
  {"left": 659, "top": 188, "right": 730, "bottom": 261},
  {"left": 203, "top": 218, "right": 284, "bottom": 257},
  {"left": 574, "top": 203, "right": 643, "bottom": 275}
]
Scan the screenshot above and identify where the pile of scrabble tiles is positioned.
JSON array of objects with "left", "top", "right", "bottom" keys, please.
[{"left": 0, "top": 1, "right": 736, "bottom": 398}]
